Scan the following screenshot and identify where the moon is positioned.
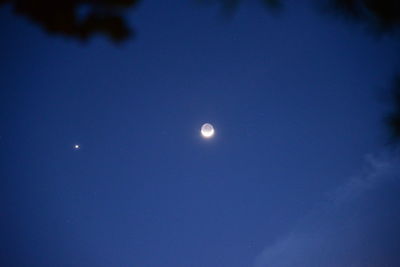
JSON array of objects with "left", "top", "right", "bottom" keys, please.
[{"left": 201, "top": 123, "right": 215, "bottom": 138}]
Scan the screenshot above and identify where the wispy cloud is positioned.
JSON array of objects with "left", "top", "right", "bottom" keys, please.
[{"left": 255, "top": 152, "right": 400, "bottom": 267}]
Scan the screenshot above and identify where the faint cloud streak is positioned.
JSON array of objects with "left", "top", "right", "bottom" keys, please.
[{"left": 255, "top": 152, "right": 400, "bottom": 267}]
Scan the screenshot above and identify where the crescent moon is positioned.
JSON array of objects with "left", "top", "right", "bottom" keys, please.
[{"left": 201, "top": 123, "right": 215, "bottom": 138}]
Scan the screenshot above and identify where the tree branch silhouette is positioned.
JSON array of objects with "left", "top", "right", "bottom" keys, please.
[
  {"left": 0, "top": 0, "right": 140, "bottom": 42},
  {"left": 327, "top": 0, "right": 400, "bottom": 33}
]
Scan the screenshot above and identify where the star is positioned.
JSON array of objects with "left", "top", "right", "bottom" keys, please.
[{"left": 73, "top": 144, "right": 80, "bottom": 150}]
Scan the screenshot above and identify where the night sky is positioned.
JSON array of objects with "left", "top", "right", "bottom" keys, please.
[{"left": 1, "top": 1, "right": 400, "bottom": 266}]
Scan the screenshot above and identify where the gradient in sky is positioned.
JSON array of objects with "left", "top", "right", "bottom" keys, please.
[{"left": 1, "top": 0, "right": 400, "bottom": 266}]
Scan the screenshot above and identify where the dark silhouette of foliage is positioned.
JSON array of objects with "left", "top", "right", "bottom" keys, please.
[
  {"left": 2, "top": 0, "right": 399, "bottom": 41},
  {"left": 0, "top": 0, "right": 140, "bottom": 42},
  {"left": 323, "top": 1, "right": 400, "bottom": 142},
  {"left": 328, "top": 1, "right": 400, "bottom": 142},
  {"left": 327, "top": 0, "right": 400, "bottom": 33},
  {"left": 207, "top": 0, "right": 400, "bottom": 32},
  {"left": 386, "top": 76, "right": 400, "bottom": 142}
]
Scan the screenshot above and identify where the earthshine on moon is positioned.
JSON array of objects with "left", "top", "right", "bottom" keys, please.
[{"left": 201, "top": 123, "right": 215, "bottom": 138}]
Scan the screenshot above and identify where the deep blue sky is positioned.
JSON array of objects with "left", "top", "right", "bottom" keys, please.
[{"left": 1, "top": 1, "right": 400, "bottom": 266}]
